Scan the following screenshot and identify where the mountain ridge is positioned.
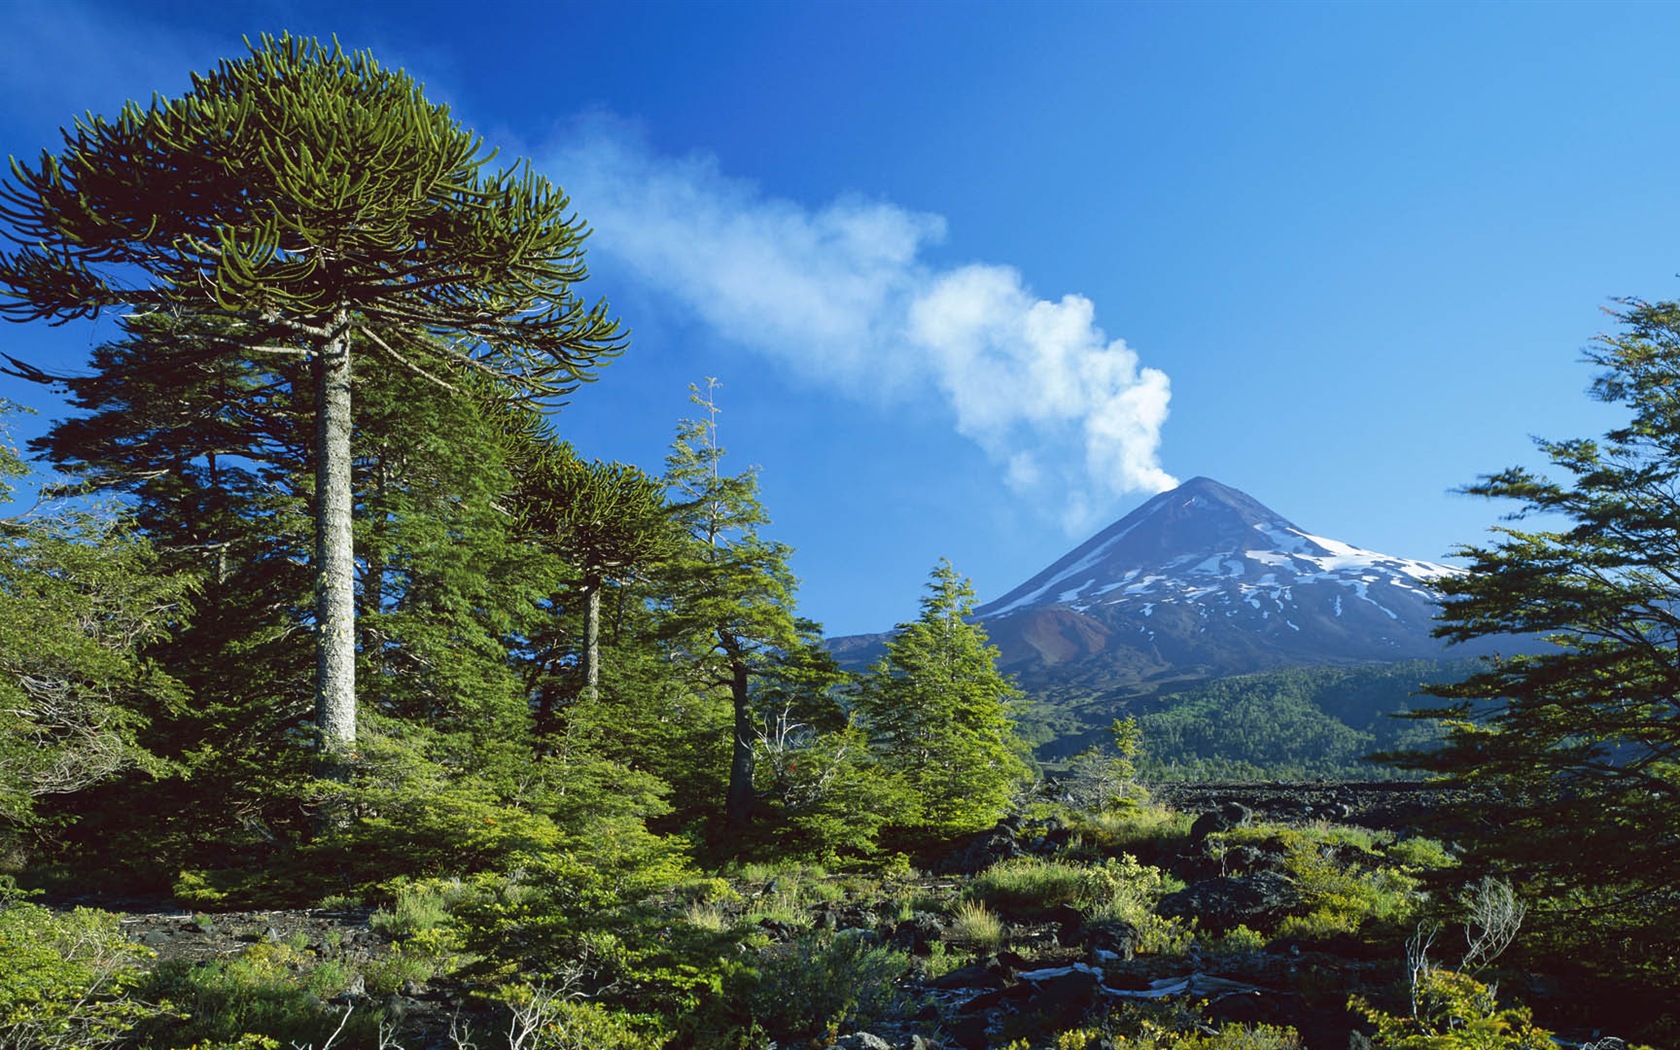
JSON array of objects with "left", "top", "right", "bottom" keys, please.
[{"left": 832, "top": 477, "right": 1494, "bottom": 700}]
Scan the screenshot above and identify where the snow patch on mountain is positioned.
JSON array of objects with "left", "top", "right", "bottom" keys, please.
[{"left": 985, "top": 517, "right": 1455, "bottom": 619}]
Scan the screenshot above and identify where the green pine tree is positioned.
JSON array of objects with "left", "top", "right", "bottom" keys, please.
[
  {"left": 854, "top": 559, "right": 1031, "bottom": 839},
  {"left": 656, "top": 381, "right": 811, "bottom": 830}
]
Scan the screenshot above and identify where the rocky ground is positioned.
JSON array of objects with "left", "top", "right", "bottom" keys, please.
[
  {"left": 49, "top": 782, "right": 1535, "bottom": 1050},
  {"left": 1144, "top": 780, "right": 1474, "bottom": 832}
]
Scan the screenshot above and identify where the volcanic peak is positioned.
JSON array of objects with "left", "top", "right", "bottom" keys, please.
[{"left": 975, "top": 476, "right": 1455, "bottom": 621}]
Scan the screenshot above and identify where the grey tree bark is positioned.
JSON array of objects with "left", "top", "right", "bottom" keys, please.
[
  {"left": 582, "top": 578, "right": 601, "bottom": 706},
  {"left": 313, "top": 321, "right": 357, "bottom": 762}
]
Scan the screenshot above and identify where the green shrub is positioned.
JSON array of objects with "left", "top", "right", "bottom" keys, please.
[
  {"left": 1382, "top": 836, "right": 1458, "bottom": 873},
  {"left": 915, "top": 940, "right": 966, "bottom": 980},
  {"left": 362, "top": 946, "right": 440, "bottom": 998},
  {"left": 1351, "top": 969, "right": 1579, "bottom": 1049},
  {"left": 744, "top": 931, "right": 908, "bottom": 1040},
  {"left": 672, "top": 876, "right": 739, "bottom": 905},
  {"left": 1212, "top": 824, "right": 1421, "bottom": 940},
  {"left": 0, "top": 899, "right": 161, "bottom": 1050},
  {"left": 1207, "top": 924, "right": 1267, "bottom": 956},
  {"left": 498, "top": 984, "right": 664, "bottom": 1050},
  {"left": 1080, "top": 853, "right": 1181, "bottom": 922},
  {"left": 1137, "top": 1023, "right": 1303, "bottom": 1049},
  {"left": 131, "top": 942, "right": 378, "bottom": 1050}
]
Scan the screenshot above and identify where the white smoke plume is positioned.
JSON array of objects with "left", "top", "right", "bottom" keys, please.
[{"left": 546, "top": 129, "right": 1177, "bottom": 528}]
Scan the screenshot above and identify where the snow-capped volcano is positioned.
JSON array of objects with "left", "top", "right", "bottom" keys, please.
[
  {"left": 972, "top": 477, "right": 1473, "bottom": 685},
  {"left": 981, "top": 476, "right": 1452, "bottom": 622}
]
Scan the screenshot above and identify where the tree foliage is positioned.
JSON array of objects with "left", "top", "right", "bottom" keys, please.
[
  {"left": 0, "top": 405, "right": 190, "bottom": 826},
  {"left": 1404, "top": 298, "right": 1680, "bottom": 977},
  {"left": 854, "top": 559, "right": 1030, "bottom": 838},
  {"left": 656, "top": 382, "right": 817, "bottom": 830},
  {"left": 0, "top": 33, "right": 624, "bottom": 760}
]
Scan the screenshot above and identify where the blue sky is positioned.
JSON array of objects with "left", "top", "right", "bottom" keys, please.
[{"left": 0, "top": 0, "right": 1672, "bottom": 635}]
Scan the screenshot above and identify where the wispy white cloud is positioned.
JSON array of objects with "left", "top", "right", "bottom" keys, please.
[{"left": 546, "top": 126, "right": 1177, "bottom": 529}]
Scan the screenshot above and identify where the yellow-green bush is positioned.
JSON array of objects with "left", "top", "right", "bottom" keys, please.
[
  {"left": 1351, "top": 969, "right": 1586, "bottom": 1049},
  {"left": 1211, "top": 824, "right": 1423, "bottom": 939},
  {"left": 497, "top": 984, "right": 665, "bottom": 1050},
  {"left": 0, "top": 899, "right": 160, "bottom": 1050}
]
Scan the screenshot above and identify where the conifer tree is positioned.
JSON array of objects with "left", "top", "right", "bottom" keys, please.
[
  {"left": 657, "top": 381, "right": 812, "bottom": 828},
  {"left": 854, "top": 560, "right": 1031, "bottom": 838},
  {"left": 1404, "top": 297, "right": 1680, "bottom": 974},
  {"left": 18, "top": 326, "right": 554, "bottom": 874},
  {"left": 0, "top": 35, "right": 624, "bottom": 767},
  {"left": 498, "top": 407, "right": 671, "bottom": 711}
]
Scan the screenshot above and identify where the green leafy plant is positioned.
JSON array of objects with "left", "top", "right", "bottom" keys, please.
[
  {"left": 0, "top": 899, "right": 161, "bottom": 1050},
  {"left": 1351, "top": 969, "right": 1564, "bottom": 1049},
  {"left": 743, "top": 931, "right": 908, "bottom": 1041}
]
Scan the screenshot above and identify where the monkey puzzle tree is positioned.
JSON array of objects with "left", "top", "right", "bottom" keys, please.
[
  {"left": 498, "top": 407, "right": 672, "bottom": 714},
  {"left": 0, "top": 35, "right": 624, "bottom": 765}
]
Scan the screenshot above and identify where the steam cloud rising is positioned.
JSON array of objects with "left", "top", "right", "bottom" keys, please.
[{"left": 548, "top": 130, "right": 1176, "bottom": 530}]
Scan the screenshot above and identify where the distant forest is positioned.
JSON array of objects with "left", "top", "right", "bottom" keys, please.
[{"left": 1134, "top": 659, "right": 1475, "bottom": 782}]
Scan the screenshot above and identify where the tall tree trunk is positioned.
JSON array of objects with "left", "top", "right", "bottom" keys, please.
[
  {"left": 581, "top": 575, "right": 602, "bottom": 705},
  {"left": 314, "top": 322, "right": 357, "bottom": 766},
  {"left": 725, "top": 652, "right": 755, "bottom": 827}
]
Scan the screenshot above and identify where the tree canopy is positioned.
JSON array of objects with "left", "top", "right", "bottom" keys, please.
[
  {"left": 1406, "top": 297, "right": 1680, "bottom": 979},
  {"left": 854, "top": 559, "right": 1031, "bottom": 838},
  {"left": 0, "top": 34, "right": 624, "bottom": 761}
]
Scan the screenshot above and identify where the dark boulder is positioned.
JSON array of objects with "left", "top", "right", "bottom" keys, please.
[
  {"left": 1189, "top": 802, "right": 1253, "bottom": 843},
  {"left": 948, "top": 1014, "right": 991, "bottom": 1050},
  {"left": 939, "top": 823, "right": 1025, "bottom": 874},
  {"left": 1019, "top": 966, "right": 1102, "bottom": 1026},
  {"left": 1158, "top": 870, "right": 1300, "bottom": 935},
  {"left": 928, "top": 964, "right": 1008, "bottom": 991},
  {"left": 888, "top": 912, "right": 944, "bottom": 954}
]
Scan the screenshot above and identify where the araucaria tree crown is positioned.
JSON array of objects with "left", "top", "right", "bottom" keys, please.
[{"left": 0, "top": 34, "right": 625, "bottom": 763}]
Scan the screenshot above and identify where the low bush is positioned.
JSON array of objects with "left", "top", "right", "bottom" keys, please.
[
  {"left": 498, "top": 984, "right": 664, "bottom": 1050},
  {"left": 0, "top": 897, "right": 160, "bottom": 1050},
  {"left": 744, "top": 931, "right": 908, "bottom": 1040},
  {"left": 1351, "top": 969, "right": 1579, "bottom": 1049},
  {"left": 131, "top": 942, "right": 377, "bottom": 1050},
  {"left": 1210, "top": 824, "right": 1424, "bottom": 940}
]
